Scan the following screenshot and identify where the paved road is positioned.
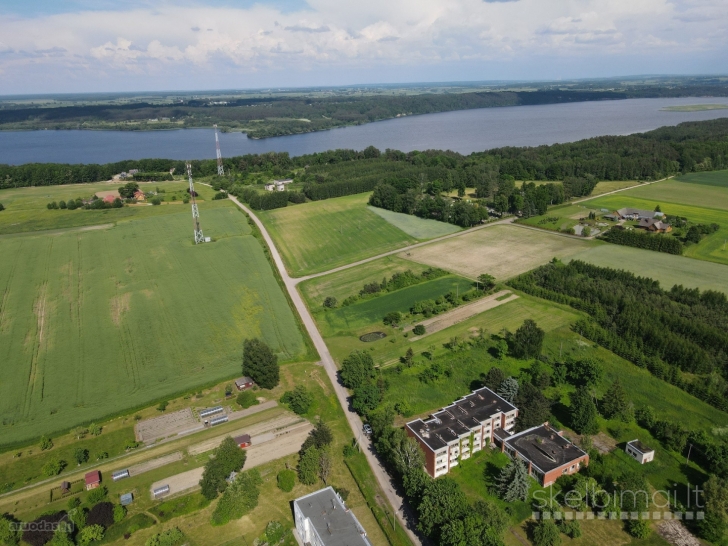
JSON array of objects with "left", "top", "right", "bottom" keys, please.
[{"left": 230, "top": 196, "right": 422, "bottom": 546}]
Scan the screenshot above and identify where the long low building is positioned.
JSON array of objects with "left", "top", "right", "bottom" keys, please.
[
  {"left": 495, "top": 423, "right": 589, "bottom": 486},
  {"left": 405, "top": 387, "right": 518, "bottom": 478}
]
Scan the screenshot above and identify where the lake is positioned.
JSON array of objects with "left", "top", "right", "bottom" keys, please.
[{"left": 1, "top": 97, "right": 727, "bottom": 165}]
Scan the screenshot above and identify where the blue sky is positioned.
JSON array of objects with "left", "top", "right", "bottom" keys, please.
[{"left": 0, "top": 0, "right": 726, "bottom": 94}]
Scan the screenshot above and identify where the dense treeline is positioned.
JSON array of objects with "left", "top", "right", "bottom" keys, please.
[
  {"left": 599, "top": 228, "right": 684, "bottom": 254},
  {"left": 3, "top": 119, "right": 728, "bottom": 198},
  {"left": 508, "top": 260, "right": 728, "bottom": 412}
]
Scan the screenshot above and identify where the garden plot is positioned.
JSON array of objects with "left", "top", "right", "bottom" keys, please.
[
  {"left": 400, "top": 224, "right": 593, "bottom": 280},
  {"left": 135, "top": 409, "right": 200, "bottom": 443}
]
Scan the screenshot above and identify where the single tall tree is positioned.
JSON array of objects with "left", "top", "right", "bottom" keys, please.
[
  {"left": 340, "top": 350, "right": 375, "bottom": 389},
  {"left": 600, "top": 379, "right": 633, "bottom": 422},
  {"left": 497, "top": 377, "right": 519, "bottom": 403},
  {"left": 515, "top": 383, "right": 551, "bottom": 430},
  {"left": 569, "top": 386, "right": 599, "bottom": 435},
  {"left": 481, "top": 366, "right": 505, "bottom": 390},
  {"left": 497, "top": 459, "right": 530, "bottom": 502},
  {"left": 511, "top": 319, "right": 545, "bottom": 359},
  {"left": 242, "top": 338, "right": 278, "bottom": 389}
]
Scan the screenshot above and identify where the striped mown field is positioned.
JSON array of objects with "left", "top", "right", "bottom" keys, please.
[{"left": 0, "top": 205, "right": 305, "bottom": 445}]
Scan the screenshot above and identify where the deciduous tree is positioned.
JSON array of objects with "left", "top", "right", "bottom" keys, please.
[{"left": 242, "top": 338, "right": 279, "bottom": 389}]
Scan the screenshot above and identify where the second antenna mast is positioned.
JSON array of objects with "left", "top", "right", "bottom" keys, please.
[{"left": 187, "top": 162, "right": 205, "bottom": 244}]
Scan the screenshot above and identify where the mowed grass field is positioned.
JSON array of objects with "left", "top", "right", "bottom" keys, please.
[
  {"left": 257, "top": 193, "right": 416, "bottom": 276},
  {"left": 0, "top": 204, "right": 305, "bottom": 445},
  {"left": 584, "top": 191, "right": 728, "bottom": 266},
  {"left": 570, "top": 244, "right": 728, "bottom": 294},
  {"left": 614, "top": 174, "right": 728, "bottom": 211},
  {"left": 0, "top": 180, "right": 216, "bottom": 235},
  {"left": 367, "top": 205, "right": 461, "bottom": 239},
  {"left": 400, "top": 224, "right": 595, "bottom": 280}
]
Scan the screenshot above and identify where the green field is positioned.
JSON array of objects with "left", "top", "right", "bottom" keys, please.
[
  {"left": 612, "top": 176, "right": 728, "bottom": 211},
  {"left": 0, "top": 204, "right": 305, "bottom": 444},
  {"left": 518, "top": 204, "right": 591, "bottom": 232},
  {"left": 584, "top": 193, "right": 728, "bottom": 266},
  {"left": 367, "top": 205, "right": 461, "bottom": 239},
  {"left": 570, "top": 244, "right": 728, "bottom": 294},
  {"left": 257, "top": 193, "right": 416, "bottom": 276},
  {"left": 0, "top": 180, "right": 216, "bottom": 235},
  {"left": 299, "top": 255, "right": 432, "bottom": 308}
]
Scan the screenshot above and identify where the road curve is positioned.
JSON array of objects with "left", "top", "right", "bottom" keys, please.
[{"left": 229, "top": 195, "right": 422, "bottom": 546}]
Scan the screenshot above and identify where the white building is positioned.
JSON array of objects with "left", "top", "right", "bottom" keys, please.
[
  {"left": 626, "top": 440, "right": 655, "bottom": 464},
  {"left": 293, "top": 487, "right": 371, "bottom": 546}
]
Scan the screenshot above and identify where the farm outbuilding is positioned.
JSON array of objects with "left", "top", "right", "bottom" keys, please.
[
  {"left": 626, "top": 440, "right": 655, "bottom": 464},
  {"left": 233, "top": 434, "right": 252, "bottom": 448},
  {"left": 120, "top": 493, "right": 133, "bottom": 506},
  {"left": 60, "top": 481, "right": 71, "bottom": 493},
  {"left": 209, "top": 415, "right": 228, "bottom": 426},
  {"left": 112, "top": 469, "right": 130, "bottom": 481},
  {"left": 85, "top": 471, "right": 101, "bottom": 490},
  {"left": 199, "top": 406, "right": 224, "bottom": 419},
  {"left": 234, "top": 376, "right": 254, "bottom": 391}
]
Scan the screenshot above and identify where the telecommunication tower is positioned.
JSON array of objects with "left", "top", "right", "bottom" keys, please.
[
  {"left": 186, "top": 162, "right": 205, "bottom": 244},
  {"left": 214, "top": 124, "right": 224, "bottom": 176}
]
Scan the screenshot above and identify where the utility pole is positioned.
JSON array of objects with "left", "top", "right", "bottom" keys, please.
[
  {"left": 214, "top": 124, "right": 224, "bottom": 176},
  {"left": 686, "top": 443, "right": 693, "bottom": 464}
]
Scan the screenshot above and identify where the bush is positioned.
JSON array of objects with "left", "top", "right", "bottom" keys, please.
[
  {"left": 42, "top": 459, "right": 66, "bottom": 476},
  {"left": 86, "top": 486, "right": 108, "bottom": 505},
  {"left": 413, "top": 324, "right": 426, "bottom": 336},
  {"left": 145, "top": 527, "right": 185, "bottom": 546},
  {"left": 113, "top": 503, "right": 127, "bottom": 523},
  {"left": 151, "top": 197, "right": 162, "bottom": 205},
  {"left": 0, "top": 203, "right": 4, "bottom": 211},
  {"left": 236, "top": 390, "right": 258, "bottom": 409},
  {"left": 157, "top": 400, "right": 168, "bottom": 411},
  {"left": 40, "top": 436, "right": 53, "bottom": 450},
  {"left": 277, "top": 469, "right": 296, "bottom": 492},
  {"left": 383, "top": 311, "right": 402, "bottom": 326},
  {"left": 323, "top": 296, "right": 337, "bottom": 308},
  {"left": 343, "top": 444, "right": 357, "bottom": 458},
  {"left": 281, "top": 385, "right": 313, "bottom": 415},
  {"left": 59, "top": 200, "right": 67, "bottom": 209},
  {"left": 212, "top": 192, "right": 228, "bottom": 200},
  {"left": 262, "top": 521, "right": 286, "bottom": 544},
  {"left": 211, "top": 469, "right": 262, "bottom": 525},
  {"left": 86, "top": 502, "right": 114, "bottom": 528}
]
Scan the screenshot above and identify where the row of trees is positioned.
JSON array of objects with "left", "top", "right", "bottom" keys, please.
[{"left": 600, "top": 228, "right": 684, "bottom": 254}]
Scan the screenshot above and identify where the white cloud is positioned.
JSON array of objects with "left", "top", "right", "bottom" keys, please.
[{"left": 0, "top": 0, "right": 726, "bottom": 92}]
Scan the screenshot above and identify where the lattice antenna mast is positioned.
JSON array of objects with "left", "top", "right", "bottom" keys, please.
[
  {"left": 187, "top": 162, "right": 205, "bottom": 244},
  {"left": 214, "top": 124, "right": 224, "bottom": 176}
]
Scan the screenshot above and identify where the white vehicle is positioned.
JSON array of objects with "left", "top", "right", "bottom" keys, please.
[{"left": 362, "top": 424, "right": 373, "bottom": 436}]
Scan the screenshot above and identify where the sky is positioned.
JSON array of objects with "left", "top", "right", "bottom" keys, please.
[{"left": 0, "top": 0, "right": 726, "bottom": 95}]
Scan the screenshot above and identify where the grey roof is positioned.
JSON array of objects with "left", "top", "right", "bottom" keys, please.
[
  {"left": 235, "top": 376, "right": 254, "bottom": 386},
  {"left": 120, "top": 493, "right": 133, "bottom": 506},
  {"left": 505, "top": 424, "right": 587, "bottom": 473},
  {"left": 294, "top": 487, "right": 371, "bottom": 546},
  {"left": 627, "top": 439, "right": 654, "bottom": 454},
  {"left": 617, "top": 207, "right": 662, "bottom": 219},
  {"left": 406, "top": 387, "right": 516, "bottom": 451}
]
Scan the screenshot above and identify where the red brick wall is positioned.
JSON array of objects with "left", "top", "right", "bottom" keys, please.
[
  {"left": 541, "top": 454, "right": 590, "bottom": 486},
  {"left": 406, "top": 426, "right": 436, "bottom": 477}
]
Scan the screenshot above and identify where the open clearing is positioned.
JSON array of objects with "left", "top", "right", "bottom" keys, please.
[
  {"left": 367, "top": 205, "right": 461, "bottom": 239},
  {"left": 584, "top": 192, "right": 728, "bottom": 266},
  {"left": 677, "top": 169, "right": 728, "bottom": 188},
  {"left": 399, "top": 224, "right": 594, "bottom": 280},
  {"left": 257, "top": 193, "right": 416, "bottom": 276},
  {"left": 405, "top": 290, "right": 519, "bottom": 339},
  {"left": 570, "top": 244, "right": 728, "bottom": 295},
  {"left": 0, "top": 205, "right": 305, "bottom": 445},
  {"left": 606, "top": 175, "right": 728, "bottom": 211}
]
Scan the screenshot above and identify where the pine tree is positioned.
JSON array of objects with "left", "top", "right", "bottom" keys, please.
[
  {"left": 497, "top": 377, "right": 519, "bottom": 403},
  {"left": 570, "top": 386, "right": 599, "bottom": 435},
  {"left": 242, "top": 338, "right": 278, "bottom": 389},
  {"left": 601, "top": 379, "right": 633, "bottom": 422},
  {"left": 498, "top": 459, "right": 530, "bottom": 502}
]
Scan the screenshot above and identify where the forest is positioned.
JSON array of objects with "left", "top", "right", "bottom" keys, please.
[
  {"left": 508, "top": 260, "right": 728, "bottom": 412},
  {"left": 2, "top": 118, "right": 728, "bottom": 199},
  {"left": 3, "top": 84, "right": 727, "bottom": 137}
]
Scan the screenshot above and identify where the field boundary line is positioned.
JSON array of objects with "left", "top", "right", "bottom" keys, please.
[{"left": 571, "top": 175, "right": 672, "bottom": 204}]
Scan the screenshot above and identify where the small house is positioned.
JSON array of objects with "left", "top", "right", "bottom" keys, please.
[
  {"left": 120, "top": 493, "right": 133, "bottom": 506},
  {"left": 234, "top": 434, "right": 252, "bottom": 448},
  {"left": 235, "top": 376, "right": 254, "bottom": 391},
  {"left": 133, "top": 190, "right": 145, "bottom": 201},
  {"left": 626, "top": 440, "right": 655, "bottom": 464},
  {"left": 103, "top": 194, "right": 116, "bottom": 204},
  {"left": 85, "top": 470, "right": 101, "bottom": 490},
  {"left": 637, "top": 218, "right": 672, "bottom": 233},
  {"left": 264, "top": 184, "right": 275, "bottom": 191}
]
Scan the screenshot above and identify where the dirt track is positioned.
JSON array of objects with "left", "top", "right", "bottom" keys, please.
[{"left": 406, "top": 290, "right": 518, "bottom": 339}]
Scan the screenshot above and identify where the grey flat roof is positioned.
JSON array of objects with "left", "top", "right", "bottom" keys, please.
[
  {"left": 627, "top": 439, "right": 654, "bottom": 454},
  {"left": 294, "top": 487, "right": 371, "bottom": 546},
  {"left": 505, "top": 424, "right": 587, "bottom": 473},
  {"left": 406, "top": 387, "right": 516, "bottom": 451}
]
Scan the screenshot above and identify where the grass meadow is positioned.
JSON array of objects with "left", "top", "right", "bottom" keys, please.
[
  {"left": 400, "top": 224, "right": 595, "bottom": 280},
  {"left": 613, "top": 175, "right": 728, "bottom": 211},
  {"left": 0, "top": 204, "right": 305, "bottom": 445},
  {"left": 367, "top": 205, "right": 462, "bottom": 239},
  {"left": 0, "top": 179, "right": 217, "bottom": 235},
  {"left": 257, "top": 193, "right": 416, "bottom": 276},
  {"left": 569, "top": 244, "right": 728, "bottom": 294}
]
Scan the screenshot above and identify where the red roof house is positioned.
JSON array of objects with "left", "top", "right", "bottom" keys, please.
[
  {"left": 233, "top": 434, "right": 252, "bottom": 448},
  {"left": 85, "top": 470, "right": 101, "bottom": 490},
  {"left": 133, "top": 190, "right": 145, "bottom": 201},
  {"left": 103, "top": 194, "right": 116, "bottom": 204}
]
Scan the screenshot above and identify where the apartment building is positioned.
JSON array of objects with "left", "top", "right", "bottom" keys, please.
[{"left": 405, "top": 387, "right": 518, "bottom": 478}]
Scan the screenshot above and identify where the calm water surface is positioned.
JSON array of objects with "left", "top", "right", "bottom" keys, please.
[{"left": 1, "top": 97, "right": 727, "bottom": 165}]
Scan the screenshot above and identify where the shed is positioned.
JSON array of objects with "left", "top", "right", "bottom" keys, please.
[
  {"left": 234, "top": 376, "right": 254, "bottom": 391},
  {"left": 233, "top": 434, "right": 252, "bottom": 448},
  {"left": 199, "top": 406, "right": 224, "bottom": 419},
  {"left": 120, "top": 493, "right": 133, "bottom": 506},
  {"left": 112, "top": 469, "right": 130, "bottom": 481},
  {"left": 153, "top": 485, "right": 170, "bottom": 498},
  {"left": 209, "top": 415, "right": 228, "bottom": 426},
  {"left": 60, "top": 481, "right": 71, "bottom": 493},
  {"left": 85, "top": 470, "right": 101, "bottom": 490},
  {"left": 626, "top": 439, "right": 655, "bottom": 464}
]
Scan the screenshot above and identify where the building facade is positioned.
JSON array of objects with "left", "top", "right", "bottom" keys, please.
[
  {"left": 405, "top": 387, "right": 518, "bottom": 478},
  {"left": 293, "top": 486, "right": 371, "bottom": 546},
  {"left": 626, "top": 439, "right": 655, "bottom": 464}
]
